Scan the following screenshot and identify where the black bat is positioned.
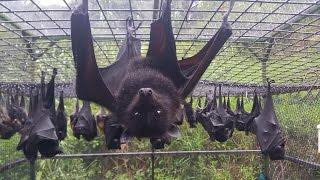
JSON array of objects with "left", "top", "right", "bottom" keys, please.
[
  {"left": 209, "top": 85, "right": 234, "bottom": 142},
  {"left": 55, "top": 91, "right": 67, "bottom": 140},
  {"left": 253, "top": 81, "right": 285, "bottom": 160},
  {"left": 195, "top": 93, "right": 216, "bottom": 141},
  {"left": 0, "top": 92, "right": 16, "bottom": 139},
  {"left": 234, "top": 95, "right": 251, "bottom": 132},
  {"left": 71, "top": 100, "right": 97, "bottom": 141},
  {"left": 184, "top": 96, "right": 197, "bottom": 128},
  {"left": 71, "top": 0, "right": 231, "bottom": 141},
  {"left": 17, "top": 71, "right": 62, "bottom": 162},
  {"left": 245, "top": 92, "right": 261, "bottom": 134},
  {"left": 96, "top": 105, "right": 107, "bottom": 133},
  {"left": 6, "top": 91, "right": 27, "bottom": 131}
]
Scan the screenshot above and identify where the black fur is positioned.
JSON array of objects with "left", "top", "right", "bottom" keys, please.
[{"left": 116, "top": 58, "right": 180, "bottom": 138}]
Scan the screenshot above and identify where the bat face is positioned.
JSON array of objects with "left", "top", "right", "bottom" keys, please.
[{"left": 115, "top": 60, "right": 180, "bottom": 138}]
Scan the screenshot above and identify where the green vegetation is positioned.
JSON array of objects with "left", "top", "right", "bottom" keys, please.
[{"left": 1, "top": 93, "right": 319, "bottom": 179}]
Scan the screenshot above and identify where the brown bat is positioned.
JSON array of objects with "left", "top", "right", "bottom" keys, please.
[{"left": 71, "top": 0, "right": 232, "bottom": 142}]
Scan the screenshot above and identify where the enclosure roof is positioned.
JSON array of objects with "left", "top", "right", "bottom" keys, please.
[{"left": 0, "top": 0, "right": 319, "bottom": 92}]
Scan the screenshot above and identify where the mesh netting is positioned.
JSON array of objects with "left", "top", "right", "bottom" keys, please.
[
  {"left": 0, "top": 0, "right": 320, "bottom": 179},
  {"left": 1, "top": 92, "right": 319, "bottom": 179}
]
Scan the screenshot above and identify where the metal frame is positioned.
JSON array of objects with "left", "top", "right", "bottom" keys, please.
[{"left": 0, "top": 0, "right": 318, "bottom": 84}]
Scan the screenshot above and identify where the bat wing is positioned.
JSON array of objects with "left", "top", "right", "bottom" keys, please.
[
  {"left": 254, "top": 85, "right": 285, "bottom": 160},
  {"left": 146, "top": 0, "right": 187, "bottom": 88},
  {"left": 178, "top": 35, "right": 217, "bottom": 77},
  {"left": 99, "top": 18, "right": 142, "bottom": 94},
  {"left": 71, "top": 1, "right": 116, "bottom": 111}
]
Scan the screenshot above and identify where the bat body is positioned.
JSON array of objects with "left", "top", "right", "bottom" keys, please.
[
  {"left": 55, "top": 91, "right": 67, "bottom": 140},
  {"left": 184, "top": 96, "right": 197, "bottom": 128},
  {"left": 17, "top": 70, "right": 62, "bottom": 162},
  {"left": 71, "top": 101, "right": 97, "bottom": 141},
  {"left": 254, "top": 82, "right": 285, "bottom": 160},
  {"left": 71, "top": 0, "right": 232, "bottom": 143},
  {"left": 234, "top": 96, "right": 250, "bottom": 132}
]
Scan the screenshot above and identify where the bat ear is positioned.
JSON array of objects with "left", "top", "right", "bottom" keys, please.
[
  {"left": 166, "top": 124, "right": 181, "bottom": 138},
  {"left": 71, "top": 0, "right": 116, "bottom": 112}
]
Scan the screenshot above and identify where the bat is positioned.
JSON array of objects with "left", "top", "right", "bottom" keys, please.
[
  {"left": 246, "top": 92, "right": 261, "bottom": 134},
  {"left": 184, "top": 96, "right": 197, "bottom": 128},
  {"left": 71, "top": 0, "right": 232, "bottom": 142},
  {"left": 253, "top": 81, "right": 285, "bottom": 160},
  {"left": 234, "top": 95, "right": 251, "bottom": 132},
  {"left": 71, "top": 100, "right": 97, "bottom": 141},
  {"left": 17, "top": 71, "right": 62, "bottom": 162},
  {"left": 55, "top": 91, "right": 67, "bottom": 140},
  {"left": 6, "top": 91, "right": 27, "bottom": 132},
  {"left": 0, "top": 92, "right": 16, "bottom": 139},
  {"left": 70, "top": 99, "right": 79, "bottom": 131},
  {"left": 96, "top": 105, "right": 107, "bottom": 133},
  {"left": 209, "top": 85, "right": 234, "bottom": 142},
  {"left": 195, "top": 93, "right": 216, "bottom": 141}
]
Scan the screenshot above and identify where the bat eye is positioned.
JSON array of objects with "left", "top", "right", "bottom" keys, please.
[
  {"left": 156, "top": 110, "right": 161, "bottom": 114},
  {"left": 134, "top": 112, "right": 140, "bottom": 116}
]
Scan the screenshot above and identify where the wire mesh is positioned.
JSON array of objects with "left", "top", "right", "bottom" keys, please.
[
  {"left": 1, "top": 92, "right": 320, "bottom": 179},
  {"left": 0, "top": 0, "right": 320, "bottom": 179},
  {"left": 0, "top": 0, "right": 318, "bottom": 85}
]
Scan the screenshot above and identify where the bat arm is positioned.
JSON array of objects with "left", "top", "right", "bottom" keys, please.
[{"left": 71, "top": 0, "right": 116, "bottom": 111}]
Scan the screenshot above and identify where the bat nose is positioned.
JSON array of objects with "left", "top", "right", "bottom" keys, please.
[{"left": 138, "top": 88, "right": 153, "bottom": 97}]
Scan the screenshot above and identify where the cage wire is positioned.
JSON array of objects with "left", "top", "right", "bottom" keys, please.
[{"left": 0, "top": 0, "right": 320, "bottom": 179}]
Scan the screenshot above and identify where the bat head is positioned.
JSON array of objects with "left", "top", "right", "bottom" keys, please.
[
  {"left": 116, "top": 67, "right": 181, "bottom": 139},
  {"left": 124, "top": 87, "right": 174, "bottom": 138}
]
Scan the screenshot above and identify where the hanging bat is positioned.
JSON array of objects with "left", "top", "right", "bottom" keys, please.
[
  {"left": 6, "top": 91, "right": 27, "bottom": 131},
  {"left": 55, "top": 91, "right": 67, "bottom": 140},
  {"left": 196, "top": 93, "right": 216, "bottom": 141},
  {"left": 234, "top": 95, "right": 251, "bottom": 132},
  {"left": 0, "top": 92, "right": 16, "bottom": 139},
  {"left": 71, "top": 0, "right": 232, "bottom": 141},
  {"left": 17, "top": 71, "right": 62, "bottom": 162},
  {"left": 184, "top": 95, "right": 197, "bottom": 128},
  {"left": 245, "top": 92, "right": 261, "bottom": 134},
  {"left": 253, "top": 81, "right": 285, "bottom": 160},
  {"left": 209, "top": 85, "right": 234, "bottom": 142},
  {"left": 96, "top": 105, "right": 107, "bottom": 133},
  {"left": 71, "top": 101, "right": 97, "bottom": 141}
]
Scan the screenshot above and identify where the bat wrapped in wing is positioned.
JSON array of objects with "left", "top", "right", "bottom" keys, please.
[
  {"left": 17, "top": 71, "right": 62, "bottom": 162},
  {"left": 55, "top": 91, "right": 67, "bottom": 140},
  {"left": 0, "top": 92, "right": 16, "bottom": 139},
  {"left": 71, "top": 101, "right": 97, "bottom": 141},
  {"left": 246, "top": 92, "right": 261, "bottom": 134},
  {"left": 253, "top": 81, "right": 285, "bottom": 160},
  {"left": 71, "top": 0, "right": 232, "bottom": 143},
  {"left": 209, "top": 85, "right": 234, "bottom": 142},
  {"left": 196, "top": 92, "right": 217, "bottom": 141},
  {"left": 184, "top": 95, "right": 197, "bottom": 128},
  {"left": 234, "top": 95, "right": 251, "bottom": 132}
]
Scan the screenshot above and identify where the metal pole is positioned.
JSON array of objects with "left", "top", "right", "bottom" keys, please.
[
  {"left": 151, "top": 148, "right": 155, "bottom": 180},
  {"left": 263, "top": 155, "right": 271, "bottom": 180},
  {"left": 29, "top": 161, "right": 36, "bottom": 180}
]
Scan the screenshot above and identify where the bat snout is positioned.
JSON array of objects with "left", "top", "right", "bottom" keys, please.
[{"left": 138, "top": 88, "right": 153, "bottom": 97}]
